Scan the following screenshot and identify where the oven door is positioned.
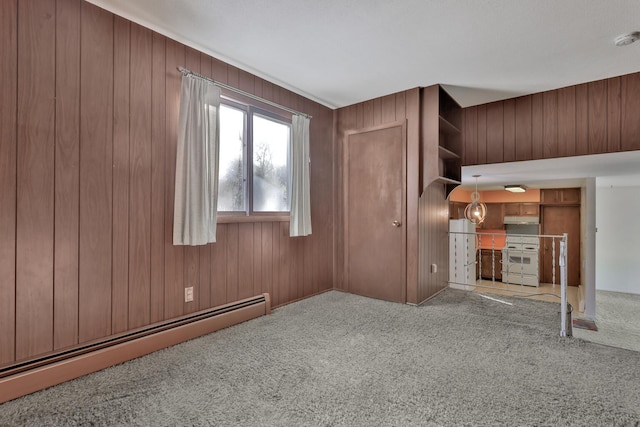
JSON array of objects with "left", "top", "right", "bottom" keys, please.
[{"left": 501, "top": 249, "right": 539, "bottom": 286}]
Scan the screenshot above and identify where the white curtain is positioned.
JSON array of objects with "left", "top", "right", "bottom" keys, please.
[
  {"left": 290, "top": 114, "right": 312, "bottom": 237},
  {"left": 173, "top": 75, "right": 221, "bottom": 245}
]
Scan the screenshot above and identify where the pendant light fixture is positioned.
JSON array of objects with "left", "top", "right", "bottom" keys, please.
[{"left": 464, "top": 175, "right": 487, "bottom": 225}]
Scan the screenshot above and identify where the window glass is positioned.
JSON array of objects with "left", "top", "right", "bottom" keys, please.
[
  {"left": 252, "top": 114, "right": 291, "bottom": 212},
  {"left": 217, "top": 105, "right": 246, "bottom": 212}
]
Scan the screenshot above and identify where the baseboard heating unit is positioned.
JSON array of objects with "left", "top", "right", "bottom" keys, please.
[{"left": 0, "top": 293, "right": 271, "bottom": 403}]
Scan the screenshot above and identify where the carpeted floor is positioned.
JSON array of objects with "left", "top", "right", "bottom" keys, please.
[
  {"left": 573, "top": 290, "right": 640, "bottom": 352},
  {"left": 1, "top": 288, "right": 639, "bottom": 426}
]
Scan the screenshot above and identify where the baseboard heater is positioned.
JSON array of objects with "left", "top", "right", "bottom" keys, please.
[{"left": 0, "top": 293, "right": 271, "bottom": 404}]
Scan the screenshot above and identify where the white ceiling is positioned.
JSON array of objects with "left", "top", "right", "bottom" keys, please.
[
  {"left": 87, "top": 0, "right": 640, "bottom": 189},
  {"left": 87, "top": 0, "right": 640, "bottom": 109}
]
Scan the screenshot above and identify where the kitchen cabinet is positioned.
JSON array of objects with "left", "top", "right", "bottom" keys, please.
[
  {"left": 480, "top": 249, "right": 502, "bottom": 280},
  {"left": 504, "top": 203, "right": 539, "bottom": 216},
  {"left": 541, "top": 188, "right": 581, "bottom": 205},
  {"left": 479, "top": 203, "right": 503, "bottom": 229}
]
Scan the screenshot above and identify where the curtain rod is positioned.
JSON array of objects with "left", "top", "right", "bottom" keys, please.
[{"left": 177, "top": 66, "right": 311, "bottom": 119}]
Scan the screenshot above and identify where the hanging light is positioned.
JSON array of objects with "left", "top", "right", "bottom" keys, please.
[{"left": 464, "top": 175, "right": 487, "bottom": 225}]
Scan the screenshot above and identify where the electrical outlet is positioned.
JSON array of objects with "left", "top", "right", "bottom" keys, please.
[
  {"left": 184, "top": 286, "right": 194, "bottom": 302},
  {"left": 431, "top": 263, "right": 438, "bottom": 273}
]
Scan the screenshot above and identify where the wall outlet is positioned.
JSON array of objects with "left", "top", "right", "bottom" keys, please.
[
  {"left": 431, "top": 264, "right": 437, "bottom": 273},
  {"left": 184, "top": 286, "right": 194, "bottom": 302}
]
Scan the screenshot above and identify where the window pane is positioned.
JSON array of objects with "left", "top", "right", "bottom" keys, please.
[
  {"left": 218, "top": 105, "right": 246, "bottom": 212},
  {"left": 252, "top": 115, "right": 291, "bottom": 212}
]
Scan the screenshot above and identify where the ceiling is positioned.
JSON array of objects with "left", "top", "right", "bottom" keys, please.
[
  {"left": 87, "top": 0, "right": 640, "bottom": 109},
  {"left": 87, "top": 0, "right": 640, "bottom": 189}
]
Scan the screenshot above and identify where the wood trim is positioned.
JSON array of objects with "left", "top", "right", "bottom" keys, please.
[{"left": 0, "top": 294, "right": 271, "bottom": 404}]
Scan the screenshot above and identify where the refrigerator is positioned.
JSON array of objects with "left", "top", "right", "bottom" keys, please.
[{"left": 449, "top": 219, "right": 477, "bottom": 288}]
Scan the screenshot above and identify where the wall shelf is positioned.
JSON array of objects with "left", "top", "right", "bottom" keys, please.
[{"left": 439, "top": 115, "right": 461, "bottom": 135}]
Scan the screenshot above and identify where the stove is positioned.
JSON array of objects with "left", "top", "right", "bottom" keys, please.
[{"left": 501, "top": 235, "right": 540, "bottom": 287}]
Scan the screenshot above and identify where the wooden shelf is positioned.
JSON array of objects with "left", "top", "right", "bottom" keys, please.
[
  {"left": 438, "top": 145, "right": 460, "bottom": 160},
  {"left": 436, "top": 176, "right": 461, "bottom": 185},
  {"left": 439, "top": 115, "right": 461, "bottom": 135}
]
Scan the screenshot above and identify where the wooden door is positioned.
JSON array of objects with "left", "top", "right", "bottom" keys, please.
[
  {"left": 541, "top": 206, "right": 580, "bottom": 286},
  {"left": 345, "top": 122, "right": 406, "bottom": 303}
]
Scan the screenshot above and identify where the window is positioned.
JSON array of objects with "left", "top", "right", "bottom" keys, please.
[{"left": 217, "top": 102, "right": 291, "bottom": 215}]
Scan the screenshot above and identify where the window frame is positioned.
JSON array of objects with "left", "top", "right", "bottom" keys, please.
[{"left": 217, "top": 98, "right": 293, "bottom": 223}]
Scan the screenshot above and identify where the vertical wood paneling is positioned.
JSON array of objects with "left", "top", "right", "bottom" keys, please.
[
  {"left": 304, "top": 239, "right": 314, "bottom": 297},
  {"left": 253, "top": 224, "right": 263, "bottom": 297},
  {"left": 272, "top": 222, "right": 281, "bottom": 304},
  {"left": 607, "top": 77, "right": 621, "bottom": 153},
  {"left": 0, "top": 0, "right": 18, "bottom": 364},
  {"left": 111, "top": 16, "right": 130, "bottom": 334},
  {"left": 211, "top": 224, "right": 227, "bottom": 307},
  {"left": 16, "top": 0, "right": 56, "bottom": 360},
  {"left": 163, "top": 39, "right": 184, "bottom": 320},
  {"left": 226, "top": 224, "right": 239, "bottom": 303},
  {"left": 183, "top": 47, "right": 200, "bottom": 315},
  {"left": 464, "top": 107, "right": 478, "bottom": 165},
  {"left": 198, "top": 244, "right": 211, "bottom": 311},
  {"left": 238, "top": 223, "right": 254, "bottom": 300},
  {"left": 79, "top": 2, "right": 113, "bottom": 343},
  {"left": 129, "top": 24, "right": 153, "bottom": 327},
  {"left": 53, "top": 0, "right": 80, "bottom": 351},
  {"left": 278, "top": 222, "right": 290, "bottom": 306},
  {"left": 485, "top": 102, "right": 503, "bottom": 164},
  {"left": 503, "top": 100, "right": 516, "bottom": 162},
  {"left": 289, "top": 236, "right": 299, "bottom": 301},
  {"left": 405, "top": 89, "right": 420, "bottom": 304},
  {"left": 515, "top": 97, "right": 532, "bottom": 161},
  {"left": 531, "top": 93, "right": 544, "bottom": 159},
  {"left": 588, "top": 80, "right": 607, "bottom": 154},
  {"left": 261, "top": 223, "right": 273, "bottom": 297},
  {"left": 373, "top": 98, "right": 382, "bottom": 126},
  {"left": 211, "top": 57, "right": 227, "bottom": 83},
  {"left": 150, "top": 32, "right": 166, "bottom": 323},
  {"left": 395, "top": 92, "right": 406, "bottom": 120},
  {"left": 621, "top": 73, "right": 640, "bottom": 151},
  {"left": 557, "top": 87, "right": 576, "bottom": 158},
  {"left": 542, "top": 91, "right": 558, "bottom": 158},
  {"left": 381, "top": 95, "right": 395, "bottom": 123},
  {"left": 476, "top": 105, "right": 487, "bottom": 164},
  {"left": 575, "top": 83, "right": 589, "bottom": 155},
  {"left": 1, "top": 3, "right": 335, "bottom": 364},
  {"left": 363, "top": 100, "right": 374, "bottom": 128}
]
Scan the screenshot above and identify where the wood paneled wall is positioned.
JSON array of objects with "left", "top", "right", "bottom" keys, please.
[
  {"left": 418, "top": 183, "right": 449, "bottom": 303},
  {"left": 0, "top": 0, "right": 333, "bottom": 366},
  {"left": 336, "top": 89, "right": 447, "bottom": 305},
  {"left": 462, "top": 72, "right": 640, "bottom": 165}
]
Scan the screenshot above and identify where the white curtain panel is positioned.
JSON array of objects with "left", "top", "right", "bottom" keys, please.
[
  {"left": 173, "top": 75, "right": 220, "bottom": 245},
  {"left": 290, "top": 114, "right": 312, "bottom": 237}
]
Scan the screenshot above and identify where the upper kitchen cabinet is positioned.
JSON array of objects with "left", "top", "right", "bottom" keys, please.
[
  {"left": 478, "top": 203, "right": 504, "bottom": 229},
  {"left": 504, "top": 202, "right": 540, "bottom": 216},
  {"left": 541, "top": 188, "right": 581, "bottom": 205},
  {"left": 421, "top": 85, "right": 462, "bottom": 197}
]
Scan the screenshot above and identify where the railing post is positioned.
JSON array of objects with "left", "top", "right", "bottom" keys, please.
[{"left": 560, "top": 233, "right": 569, "bottom": 337}]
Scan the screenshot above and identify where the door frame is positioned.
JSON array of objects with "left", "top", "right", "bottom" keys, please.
[{"left": 343, "top": 120, "right": 407, "bottom": 303}]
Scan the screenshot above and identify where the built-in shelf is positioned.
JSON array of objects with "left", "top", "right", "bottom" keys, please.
[
  {"left": 438, "top": 115, "right": 461, "bottom": 135},
  {"left": 436, "top": 176, "right": 461, "bottom": 185},
  {"left": 438, "top": 145, "right": 460, "bottom": 160}
]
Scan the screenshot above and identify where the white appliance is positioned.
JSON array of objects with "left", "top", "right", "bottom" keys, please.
[
  {"left": 501, "top": 235, "right": 540, "bottom": 287},
  {"left": 449, "top": 219, "right": 477, "bottom": 287}
]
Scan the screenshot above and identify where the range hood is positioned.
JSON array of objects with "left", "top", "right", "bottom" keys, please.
[{"left": 503, "top": 216, "right": 539, "bottom": 225}]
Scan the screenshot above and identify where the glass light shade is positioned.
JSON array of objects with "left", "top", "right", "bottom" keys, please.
[{"left": 464, "top": 191, "right": 487, "bottom": 224}]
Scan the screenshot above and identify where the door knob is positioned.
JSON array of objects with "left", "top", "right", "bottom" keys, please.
[{"left": 392, "top": 220, "right": 402, "bottom": 227}]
